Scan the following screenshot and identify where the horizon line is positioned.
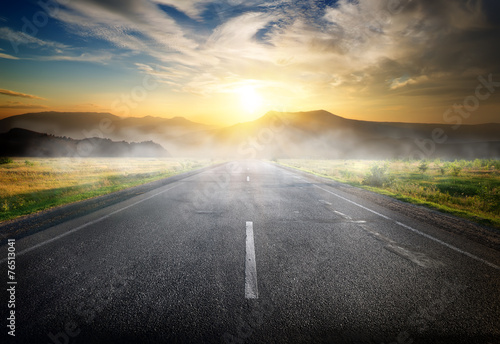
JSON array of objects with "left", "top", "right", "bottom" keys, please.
[{"left": 1, "top": 109, "right": 500, "bottom": 127}]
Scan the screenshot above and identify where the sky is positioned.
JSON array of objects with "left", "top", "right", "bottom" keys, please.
[{"left": 0, "top": 0, "right": 499, "bottom": 125}]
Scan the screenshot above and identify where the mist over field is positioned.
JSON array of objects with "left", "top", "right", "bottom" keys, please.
[{"left": 1, "top": 110, "right": 499, "bottom": 160}]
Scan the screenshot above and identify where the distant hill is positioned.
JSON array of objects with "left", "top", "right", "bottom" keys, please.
[
  {"left": 0, "top": 111, "right": 210, "bottom": 142},
  {"left": 0, "top": 128, "right": 169, "bottom": 157},
  {"left": 1, "top": 110, "right": 499, "bottom": 159},
  {"left": 172, "top": 110, "right": 500, "bottom": 159}
]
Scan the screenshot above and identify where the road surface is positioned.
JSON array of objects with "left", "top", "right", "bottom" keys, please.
[{"left": 1, "top": 161, "right": 500, "bottom": 343}]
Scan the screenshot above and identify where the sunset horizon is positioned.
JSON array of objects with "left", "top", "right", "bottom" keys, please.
[
  {"left": 3, "top": 107, "right": 500, "bottom": 127},
  {"left": 1, "top": 0, "right": 500, "bottom": 126}
]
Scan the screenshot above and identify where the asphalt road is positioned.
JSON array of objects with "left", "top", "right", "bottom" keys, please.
[{"left": 1, "top": 160, "right": 500, "bottom": 343}]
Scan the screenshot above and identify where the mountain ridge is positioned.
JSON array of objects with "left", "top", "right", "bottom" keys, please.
[
  {"left": 0, "top": 128, "right": 169, "bottom": 157},
  {"left": 0, "top": 111, "right": 210, "bottom": 141},
  {"left": 1, "top": 110, "right": 499, "bottom": 158}
]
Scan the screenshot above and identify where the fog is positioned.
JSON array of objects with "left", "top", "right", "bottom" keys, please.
[{"left": 0, "top": 110, "right": 499, "bottom": 160}]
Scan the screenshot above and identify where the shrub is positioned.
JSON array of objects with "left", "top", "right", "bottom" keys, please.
[
  {"left": 363, "top": 164, "right": 393, "bottom": 187},
  {"left": 25, "top": 160, "right": 34, "bottom": 167},
  {"left": 450, "top": 164, "right": 462, "bottom": 177},
  {"left": 0, "top": 157, "right": 13, "bottom": 165},
  {"left": 418, "top": 160, "right": 429, "bottom": 173},
  {"left": 491, "top": 160, "right": 500, "bottom": 170},
  {"left": 472, "top": 159, "right": 482, "bottom": 169},
  {"left": 478, "top": 186, "right": 499, "bottom": 213},
  {"left": 340, "top": 169, "right": 353, "bottom": 179}
]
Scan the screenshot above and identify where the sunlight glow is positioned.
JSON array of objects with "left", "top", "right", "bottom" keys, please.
[{"left": 237, "top": 85, "right": 263, "bottom": 114}]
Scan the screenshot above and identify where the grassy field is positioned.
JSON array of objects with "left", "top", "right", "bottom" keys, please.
[
  {"left": 278, "top": 159, "right": 500, "bottom": 229},
  {"left": 0, "top": 157, "right": 211, "bottom": 222}
]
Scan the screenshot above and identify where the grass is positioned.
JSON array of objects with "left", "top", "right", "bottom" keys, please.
[
  {"left": 277, "top": 159, "right": 500, "bottom": 229},
  {"left": 0, "top": 157, "right": 212, "bottom": 222}
]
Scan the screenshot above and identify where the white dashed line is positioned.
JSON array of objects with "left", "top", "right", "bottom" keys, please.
[
  {"left": 333, "top": 210, "right": 351, "bottom": 219},
  {"left": 247, "top": 176, "right": 250, "bottom": 182},
  {"left": 313, "top": 184, "right": 500, "bottom": 271},
  {"left": 245, "top": 221, "right": 259, "bottom": 299}
]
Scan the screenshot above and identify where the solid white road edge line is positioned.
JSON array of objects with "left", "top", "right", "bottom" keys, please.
[
  {"left": 245, "top": 221, "right": 259, "bottom": 299},
  {"left": 0, "top": 184, "right": 180, "bottom": 265},
  {"left": 313, "top": 184, "right": 500, "bottom": 271}
]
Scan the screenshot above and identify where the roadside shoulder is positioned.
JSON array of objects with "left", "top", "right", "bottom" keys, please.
[
  {"left": 275, "top": 162, "right": 500, "bottom": 252},
  {"left": 0, "top": 163, "right": 223, "bottom": 244}
]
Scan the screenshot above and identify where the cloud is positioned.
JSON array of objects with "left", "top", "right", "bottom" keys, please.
[
  {"left": 205, "top": 12, "right": 277, "bottom": 60},
  {"left": 52, "top": 0, "right": 198, "bottom": 56},
  {"left": 390, "top": 75, "right": 430, "bottom": 90},
  {"left": 37, "top": 52, "right": 113, "bottom": 64},
  {"left": 0, "top": 89, "right": 46, "bottom": 100},
  {"left": 36, "top": 0, "right": 500, "bottom": 106},
  {"left": 0, "top": 27, "right": 118, "bottom": 65},
  {"left": 0, "top": 27, "right": 69, "bottom": 51},
  {"left": 280, "top": 0, "right": 500, "bottom": 98},
  {"left": 153, "top": 0, "right": 215, "bottom": 19},
  {"left": 153, "top": 0, "right": 287, "bottom": 20},
  {"left": 0, "top": 101, "right": 47, "bottom": 109},
  {"left": 75, "top": 103, "right": 103, "bottom": 109},
  {"left": 0, "top": 52, "right": 19, "bottom": 60}
]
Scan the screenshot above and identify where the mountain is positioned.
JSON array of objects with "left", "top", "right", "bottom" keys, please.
[
  {"left": 1, "top": 110, "right": 499, "bottom": 159},
  {"left": 171, "top": 110, "right": 500, "bottom": 159},
  {"left": 0, "top": 111, "right": 210, "bottom": 143},
  {"left": 0, "top": 128, "right": 169, "bottom": 157}
]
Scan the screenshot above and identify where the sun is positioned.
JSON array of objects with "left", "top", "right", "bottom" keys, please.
[{"left": 237, "top": 85, "right": 263, "bottom": 114}]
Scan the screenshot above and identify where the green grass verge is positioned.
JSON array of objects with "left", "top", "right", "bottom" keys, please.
[
  {"left": 0, "top": 171, "right": 178, "bottom": 221},
  {"left": 277, "top": 160, "right": 500, "bottom": 230},
  {"left": 0, "top": 158, "right": 212, "bottom": 222}
]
